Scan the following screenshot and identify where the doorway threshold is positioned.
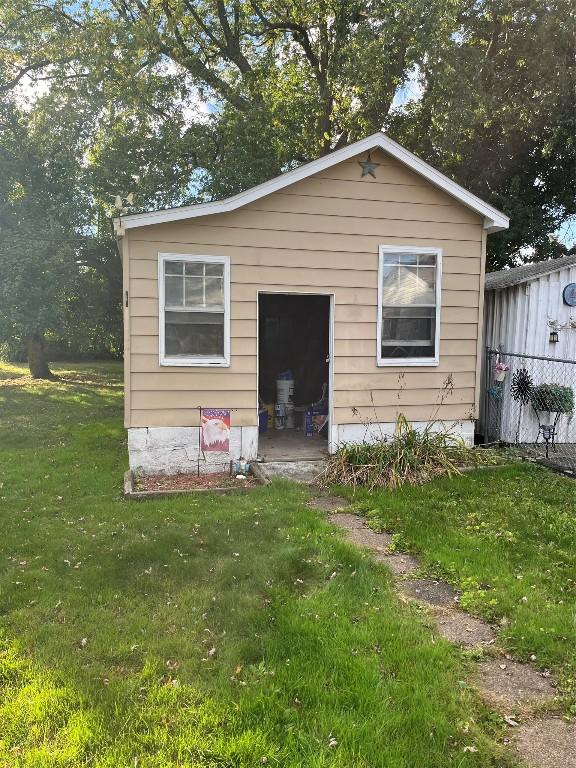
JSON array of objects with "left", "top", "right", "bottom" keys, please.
[{"left": 258, "top": 429, "right": 328, "bottom": 462}]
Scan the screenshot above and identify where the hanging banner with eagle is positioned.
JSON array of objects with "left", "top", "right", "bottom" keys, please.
[{"left": 200, "top": 408, "right": 231, "bottom": 452}]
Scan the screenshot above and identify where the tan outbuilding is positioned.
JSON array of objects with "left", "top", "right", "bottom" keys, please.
[{"left": 115, "top": 132, "right": 509, "bottom": 474}]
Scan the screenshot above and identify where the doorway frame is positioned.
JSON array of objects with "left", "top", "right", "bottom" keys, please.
[{"left": 256, "top": 290, "right": 335, "bottom": 456}]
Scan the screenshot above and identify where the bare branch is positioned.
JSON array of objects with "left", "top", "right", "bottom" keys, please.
[
  {"left": 31, "top": 3, "right": 83, "bottom": 28},
  {"left": 0, "top": 60, "right": 52, "bottom": 93}
]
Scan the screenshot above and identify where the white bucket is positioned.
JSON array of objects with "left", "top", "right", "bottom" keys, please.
[{"left": 276, "top": 379, "right": 294, "bottom": 404}]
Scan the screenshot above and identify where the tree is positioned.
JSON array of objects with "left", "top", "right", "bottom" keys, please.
[
  {"left": 1, "top": 0, "right": 461, "bottom": 184},
  {"left": 390, "top": 0, "right": 576, "bottom": 269},
  {"left": 0, "top": 89, "right": 120, "bottom": 377}
]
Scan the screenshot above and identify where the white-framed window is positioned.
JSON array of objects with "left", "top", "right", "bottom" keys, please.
[
  {"left": 158, "top": 253, "right": 230, "bottom": 366},
  {"left": 377, "top": 246, "right": 442, "bottom": 367}
]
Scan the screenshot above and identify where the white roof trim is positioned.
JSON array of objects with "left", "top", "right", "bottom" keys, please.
[{"left": 115, "top": 131, "right": 509, "bottom": 234}]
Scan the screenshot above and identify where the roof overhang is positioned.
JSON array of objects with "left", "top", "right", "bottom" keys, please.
[
  {"left": 485, "top": 253, "right": 576, "bottom": 291},
  {"left": 114, "top": 131, "right": 509, "bottom": 235}
]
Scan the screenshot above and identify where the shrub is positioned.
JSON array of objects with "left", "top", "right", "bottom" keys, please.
[
  {"left": 530, "top": 384, "right": 574, "bottom": 414},
  {"left": 319, "top": 414, "right": 498, "bottom": 490}
]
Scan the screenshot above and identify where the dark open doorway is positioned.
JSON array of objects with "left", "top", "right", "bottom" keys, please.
[{"left": 257, "top": 293, "right": 330, "bottom": 460}]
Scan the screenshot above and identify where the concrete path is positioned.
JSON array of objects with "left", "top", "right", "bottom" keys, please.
[{"left": 311, "top": 494, "right": 574, "bottom": 768}]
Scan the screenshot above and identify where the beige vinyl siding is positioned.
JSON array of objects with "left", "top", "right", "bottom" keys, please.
[
  {"left": 281, "top": 177, "right": 468, "bottom": 206},
  {"left": 130, "top": 354, "right": 256, "bottom": 374},
  {"left": 132, "top": 372, "right": 256, "bottom": 390},
  {"left": 124, "top": 149, "right": 485, "bottom": 429},
  {"left": 333, "top": 356, "right": 478, "bottom": 374},
  {"left": 127, "top": 228, "right": 481, "bottom": 252},
  {"left": 131, "top": 390, "right": 256, "bottom": 410},
  {"left": 334, "top": 371, "right": 476, "bottom": 390},
  {"left": 333, "top": 403, "right": 476, "bottom": 424},
  {"left": 130, "top": 409, "right": 256, "bottom": 428},
  {"left": 335, "top": 388, "right": 476, "bottom": 407},
  {"left": 244, "top": 193, "right": 481, "bottom": 224}
]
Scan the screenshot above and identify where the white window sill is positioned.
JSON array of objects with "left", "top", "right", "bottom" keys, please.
[
  {"left": 377, "top": 358, "right": 439, "bottom": 367},
  {"left": 160, "top": 357, "right": 230, "bottom": 367}
]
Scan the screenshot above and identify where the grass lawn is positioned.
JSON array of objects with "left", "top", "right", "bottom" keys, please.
[
  {"left": 0, "top": 361, "right": 517, "bottom": 767},
  {"left": 348, "top": 466, "right": 576, "bottom": 713}
]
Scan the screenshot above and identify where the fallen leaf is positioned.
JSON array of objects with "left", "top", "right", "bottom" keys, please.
[{"left": 504, "top": 716, "right": 519, "bottom": 727}]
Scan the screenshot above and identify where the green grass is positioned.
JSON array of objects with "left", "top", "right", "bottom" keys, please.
[
  {"left": 0, "top": 361, "right": 516, "bottom": 767},
  {"left": 346, "top": 465, "right": 576, "bottom": 712}
]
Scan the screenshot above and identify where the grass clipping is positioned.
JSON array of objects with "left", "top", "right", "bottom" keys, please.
[{"left": 320, "top": 414, "right": 498, "bottom": 490}]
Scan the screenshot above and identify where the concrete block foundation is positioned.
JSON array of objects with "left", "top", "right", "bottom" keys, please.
[{"left": 128, "top": 426, "right": 258, "bottom": 475}]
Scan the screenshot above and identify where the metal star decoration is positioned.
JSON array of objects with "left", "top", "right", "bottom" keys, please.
[{"left": 359, "top": 153, "right": 377, "bottom": 178}]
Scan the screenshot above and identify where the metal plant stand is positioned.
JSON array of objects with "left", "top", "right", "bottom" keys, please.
[{"left": 533, "top": 411, "right": 562, "bottom": 458}]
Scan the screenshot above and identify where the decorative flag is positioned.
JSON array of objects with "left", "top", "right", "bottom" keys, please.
[{"left": 200, "top": 409, "right": 231, "bottom": 452}]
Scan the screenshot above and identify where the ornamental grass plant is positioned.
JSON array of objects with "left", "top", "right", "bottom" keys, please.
[{"left": 320, "top": 413, "right": 498, "bottom": 490}]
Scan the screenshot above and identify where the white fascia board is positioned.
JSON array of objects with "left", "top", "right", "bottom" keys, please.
[{"left": 115, "top": 132, "right": 509, "bottom": 233}]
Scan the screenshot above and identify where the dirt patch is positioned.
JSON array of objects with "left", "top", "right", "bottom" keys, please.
[
  {"left": 136, "top": 472, "right": 256, "bottom": 492},
  {"left": 433, "top": 610, "right": 496, "bottom": 648},
  {"left": 312, "top": 497, "right": 352, "bottom": 513},
  {"left": 400, "top": 578, "right": 460, "bottom": 607},
  {"left": 515, "top": 717, "right": 576, "bottom": 768},
  {"left": 476, "top": 659, "right": 557, "bottom": 709}
]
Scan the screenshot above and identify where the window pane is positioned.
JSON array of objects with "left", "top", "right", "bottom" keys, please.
[
  {"left": 165, "top": 275, "right": 184, "bottom": 307},
  {"left": 418, "top": 254, "right": 436, "bottom": 266},
  {"left": 382, "top": 306, "right": 435, "bottom": 319},
  {"left": 184, "top": 262, "right": 203, "bottom": 276},
  {"left": 381, "top": 306, "right": 435, "bottom": 358},
  {"left": 381, "top": 264, "right": 436, "bottom": 305},
  {"left": 184, "top": 277, "right": 203, "bottom": 307},
  {"left": 205, "top": 262, "right": 224, "bottom": 277},
  {"left": 204, "top": 277, "right": 224, "bottom": 307},
  {"left": 399, "top": 253, "right": 418, "bottom": 265},
  {"left": 165, "top": 311, "right": 224, "bottom": 358},
  {"left": 415, "top": 267, "right": 436, "bottom": 303},
  {"left": 165, "top": 261, "right": 183, "bottom": 275},
  {"left": 382, "top": 254, "right": 399, "bottom": 265}
]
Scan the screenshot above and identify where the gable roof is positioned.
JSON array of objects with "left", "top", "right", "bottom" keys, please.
[
  {"left": 115, "top": 131, "right": 509, "bottom": 234},
  {"left": 485, "top": 253, "right": 576, "bottom": 291}
]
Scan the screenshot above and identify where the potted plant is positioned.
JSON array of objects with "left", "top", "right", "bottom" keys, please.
[
  {"left": 530, "top": 384, "right": 574, "bottom": 414},
  {"left": 494, "top": 361, "right": 509, "bottom": 382}
]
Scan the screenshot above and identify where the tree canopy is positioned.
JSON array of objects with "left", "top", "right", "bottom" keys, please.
[{"left": 0, "top": 0, "right": 574, "bottom": 372}]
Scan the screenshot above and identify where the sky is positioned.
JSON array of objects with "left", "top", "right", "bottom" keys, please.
[{"left": 556, "top": 218, "right": 576, "bottom": 248}]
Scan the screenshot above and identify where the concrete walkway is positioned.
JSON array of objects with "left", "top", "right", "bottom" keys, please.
[{"left": 310, "top": 494, "right": 575, "bottom": 768}]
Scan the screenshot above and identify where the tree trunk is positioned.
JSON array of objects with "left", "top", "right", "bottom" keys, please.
[{"left": 27, "top": 332, "right": 55, "bottom": 379}]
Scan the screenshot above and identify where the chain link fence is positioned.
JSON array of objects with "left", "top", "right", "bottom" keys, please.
[{"left": 484, "top": 349, "right": 576, "bottom": 475}]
